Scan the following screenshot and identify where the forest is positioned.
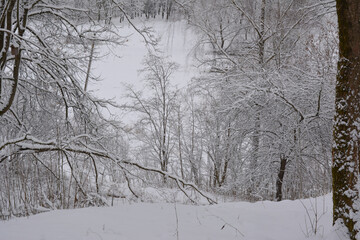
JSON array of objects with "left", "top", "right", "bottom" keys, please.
[{"left": 0, "top": 0, "right": 359, "bottom": 239}]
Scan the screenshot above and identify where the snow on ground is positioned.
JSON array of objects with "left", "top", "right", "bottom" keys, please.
[{"left": 0, "top": 194, "right": 343, "bottom": 240}]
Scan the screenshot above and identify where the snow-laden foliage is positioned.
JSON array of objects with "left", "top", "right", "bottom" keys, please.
[
  {"left": 0, "top": 0, "right": 126, "bottom": 217},
  {"left": 174, "top": 0, "right": 337, "bottom": 201}
]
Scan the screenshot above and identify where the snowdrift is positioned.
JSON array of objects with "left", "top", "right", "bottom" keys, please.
[{"left": 0, "top": 194, "right": 344, "bottom": 240}]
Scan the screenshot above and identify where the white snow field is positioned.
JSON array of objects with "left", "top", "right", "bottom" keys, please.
[{"left": 0, "top": 194, "right": 342, "bottom": 240}]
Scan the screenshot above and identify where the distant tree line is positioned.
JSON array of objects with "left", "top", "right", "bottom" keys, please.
[{"left": 70, "top": 0, "right": 177, "bottom": 23}]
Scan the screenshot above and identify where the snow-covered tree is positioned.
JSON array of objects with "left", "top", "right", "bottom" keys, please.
[
  {"left": 0, "top": 0, "right": 123, "bottom": 216},
  {"left": 124, "top": 53, "right": 179, "bottom": 183},
  {"left": 185, "top": 0, "right": 336, "bottom": 200}
]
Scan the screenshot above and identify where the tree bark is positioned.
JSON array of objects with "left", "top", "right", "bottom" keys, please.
[
  {"left": 333, "top": 1, "right": 360, "bottom": 239},
  {"left": 84, "top": 38, "right": 95, "bottom": 92},
  {"left": 0, "top": 0, "right": 28, "bottom": 117},
  {"left": 275, "top": 154, "right": 287, "bottom": 201}
]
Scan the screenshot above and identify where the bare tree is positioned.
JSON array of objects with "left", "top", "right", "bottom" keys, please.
[{"left": 124, "top": 53, "right": 179, "bottom": 183}]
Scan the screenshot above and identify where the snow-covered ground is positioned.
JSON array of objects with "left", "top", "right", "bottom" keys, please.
[{"left": 1, "top": 194, "right": 343, "bottom": 240}]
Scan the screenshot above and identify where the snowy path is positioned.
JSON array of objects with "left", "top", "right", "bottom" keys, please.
[{"left": 0, "top": 195, "right": 338, "bottom": 240}]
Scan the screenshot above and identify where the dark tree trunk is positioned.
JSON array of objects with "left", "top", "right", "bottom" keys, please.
[
  {"left": 333, "top": 1, "right": 360, "bottom": 239},
  {"left": 166, "top": 0, "right": 173, "bottom": 20},
  {"left": 0, "top": 0, "right": 27, "bottom": 117},
  {"left": 275, "top": 154, "right": 287, "bottom": 201}
]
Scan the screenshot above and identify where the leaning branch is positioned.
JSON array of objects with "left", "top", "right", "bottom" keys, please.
[
  {"left": 7, "top": 135, "right": 217, "bottom": 205},
  {"left": 121, "top": 160, "right": 217, "bottom": 204}
]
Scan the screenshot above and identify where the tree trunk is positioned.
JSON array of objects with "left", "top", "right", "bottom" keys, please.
[
  {"left": 84, "top": 38, "right": 95, "bottom": 92},
  {"left": 333, "top": 1, "right": 360, "bottom": 239},
  {"left": 166, "top": 0, "right": 172, "bottom": 20},
  {"left": 275, "top": 154, "right": 287, "bottom": 201},
  {"left": 177, "top": 109, "right": 184, "bottom": 180}
]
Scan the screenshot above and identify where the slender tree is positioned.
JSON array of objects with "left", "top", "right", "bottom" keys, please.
[{"left": 124, "top": 53, "right": 179, "bottom": 182}]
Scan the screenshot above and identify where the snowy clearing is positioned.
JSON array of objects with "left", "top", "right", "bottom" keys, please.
[
  {"left": 91, "top": 19, "right": 200, "bottom": 102},
  {"left": 0, "top": 194, "right": 343, "bottom": 240}
]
